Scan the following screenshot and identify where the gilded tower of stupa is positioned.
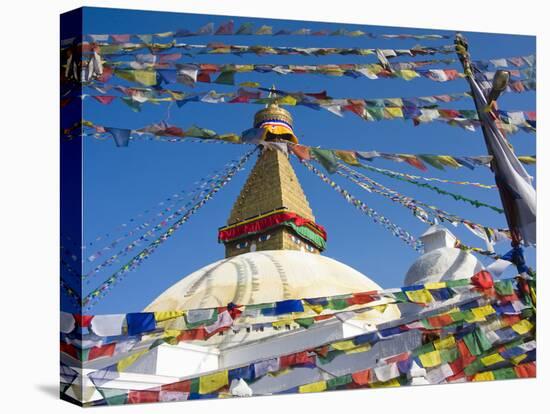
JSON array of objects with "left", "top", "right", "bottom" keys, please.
[{"left": 218, "top": 103, "right": 328, "bottom": 258}]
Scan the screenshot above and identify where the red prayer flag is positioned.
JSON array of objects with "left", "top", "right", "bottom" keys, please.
[
  {"left": 305, "top": 90, "right": 329, "bottom": 100},
  {"left": 74, "top": 314, "right": 94, "bottom": 327},
  {"left": 161, "top": 380, "right": 191, "bottom": 393},
  {"left": 348, "top": 292, "right": 376, "bottom": 305},
  {"left": 128, "top": 390, "right": 159, "bottom": 404},
  {"left": 177, "top": 328, "right": 207, "bottom": 342},
  {"left": 60, "top": 342, "right": 78, "bottom": 359},
  {"left": 88, "top": 343, "right": 116, "bottom": 360},
  {"left": 229, "top": 96, "right": 249, "bottom": 103},
  {"left": 290, "top": 144, "right": 311, "bottom": 161},
  {"left": 98, "top": 66, "right": 113, "bottom": 83},
  {"left": 471, "top": 270, "right": 494, "bottom": 289},
  {"left": 403, "top": 155, "right": 428, "bottom": 171},
  {"left": 92, "top": 95, "right": 116, "bottom": 105},
  {"left": 351, "top": 369, "right": 371, "bottom": 385},
  {"left": 515, "top": 362, "right": 536, "bottom": 378},
  {"left": 215, "top": 20, "right": 234, "bottom": 35},
  {"left": 457, "top": 340, "right": 477, "bottom": 366},
  {"left": 197, "top": 71, "right": 211, "bottom": 83},
  {"left": 427, "top": 314, "right": 453, "bottom": 328}
]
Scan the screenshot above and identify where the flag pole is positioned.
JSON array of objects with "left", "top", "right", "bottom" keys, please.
[{"left": 454, "top": 33, "right": 532, "bottom": 274}]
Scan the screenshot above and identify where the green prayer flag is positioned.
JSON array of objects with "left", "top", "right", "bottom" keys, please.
[
  {"left": 366, "top": 107, "right": 385, "bottom": 121},
  {"left": 327, "top": 374, "right": 352, "bottom": 389},
  {"left": 463, "top": 332, "right": 482, "bottom": 356},
  {"left": 296, "top": 317, "right": 315, "bottom": 328},
  {"left": 121, "top": 97, "right": 142, "bottom": 112},
  {"left": 440, "top": 347, "right": 459, "bottom": 364},
  {"left": 446, "top": 278, "right": 471, "bottom": 288},
  {"left": 475, "top": 329, "right": 493, "bottom": 352},
  {"left": 418, "top": 154, "right": 446, "bottom": 170},
  {"left": 311, "top": 148, "right": 339, "bottom": 174},
  {"left": 413, "top": 342, "right": 435, "bottom": 357},
  {"left": 214, "top": 71, "right": 236, "bottom": 85},
  {"left": 464, "top": 359, "right": 484, "bottom": 376},
  {"left": 236, "top": 23, "right": 254, "bottom": 35},
  {"left": 493, "top": 367, "right": 517, "bottom": 380},
  {"left": 495, "top": 280, "right": 515, "bottom": 296},
  {"left": 328, "top": 298, "right": 349, "bottom": 310},
  {"left": 190, "top": 378, "right": 200, "bottom": 394},
  {"left": 98, "top": 388, "right": 128, "bottom": 406}
]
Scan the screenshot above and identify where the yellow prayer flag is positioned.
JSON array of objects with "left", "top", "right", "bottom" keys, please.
[
  {"left": 117, "top": 350, "right": 149, "bottom": 372},
  {"left": 511, "top": 319, "right": 533, "bottom": 335},
  {"left": 299, "top": 381, "right": 327, "bottom": 393},
  {"left": 405, "top": 289, "right": 434, "bottom": 304},
  {"left": 385, "top": 107, "right": 404, "bottom": 119},
  {"left": 511, "top": 354, "right": 527, "bottom": 365},
  {"left": 272, "top": 318, "right": 294, "bottom": 328},
  {"left": 154, "top": 311, "right": 185, "bottom": 322},
  {"left": 131, "top": 70, "right": 157, "bottom": 86},
  {"left": 240, "top": 81, "right": 261, "bottom": 88},
  {"left": 199, "top": 370, "right": 229, "bottom": 394},
  {"left": 481, "top": 353, "right": 505, "bottom": 366},
  {"left": 434, "top": 335, "right": 456, "bottom": 350},
  {"left": 304, "top": 303, "right": 324, "bottom": 315},
  {"left": 518, "top": 156, "right": 536, "bottom": 165},
  {"left": 425, "top": 281, "right": 446, "bottom": 290},
  {"left": 277, "top": 95, "right": 297, "bottom": 106},
  {"left": 397, "top": 69, "right": 420, "bottom": 81},
  {"left": 163, "top": 329, "right": 181, "bottom": 338},
  {"left": 344, "top": 344, "right": 371, "bottom": 354},
  {"left": 419, "top": 350, "right": 442, "bottom": 368},
  {"left": 437, "top": 156, "right": 462, "bottom": 169},
  {"left": 473, "top": 371, "right": 495, "bottom": 381},
  {"left": 464, "top": 310, "right": 485, "bottom": 323},
  {"left": 218, "top": 134, "right": 241, "bottom": 143},
  {"left": 372, "top": 304, "right": 388, "bottom": 313},
  {"left": 235, "top": 64, "right": 254, "bottom": 72},
  {"left": 370, "top": 378, "right": 401, "bottom": 388},
  {"left": 471, "top": 305, "right": 496, "bottom": 320},
  {"left": 335, "top": 150, "right": 360, "bottom": 166},
  {"left": 331, "top": 340, "right": 357, "bottom": 351}
]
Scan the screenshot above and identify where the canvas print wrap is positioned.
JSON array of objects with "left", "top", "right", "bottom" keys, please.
[{"left": 60, "top": 7, "right": 536, "bottom": 406}]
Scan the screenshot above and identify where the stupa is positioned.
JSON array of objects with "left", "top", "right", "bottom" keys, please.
[
  {"left": 404, "top": 224, "right": 485, "bottom": 286},
  {"left": 144, "top": 102, "right": 400, "bottom": 362}
]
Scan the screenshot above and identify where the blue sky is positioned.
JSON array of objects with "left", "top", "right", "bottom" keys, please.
[{"left": 67, "top": 7, "right": 535, "bottom": 314}]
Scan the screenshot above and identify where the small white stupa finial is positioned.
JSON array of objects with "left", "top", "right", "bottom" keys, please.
[{"left": 419, "top": 224, "right": 457, "bottom": 253}]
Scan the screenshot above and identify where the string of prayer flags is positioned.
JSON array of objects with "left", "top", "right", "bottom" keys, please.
[
  {"left": 300, "top": 160, "right": 422, "bottom": 251},
  {"left": 72, "top": 40, "right": 457, "bottom": 59},
  {"left": 81, "top": 25, "right": 452, "bottom": 41},
  {"left": 358, "top": 164, "right": 496, "bottom": 188},
  {"left": 65, "top": 272, "right": 535, "bottom": 405},
  {"left": 343, "top": 162, "right": 505, "bottom": 212},
  {"left": 82, "top": 148, "right": 257, "bottom": 309},
  {"left": 82, "top": 157, "right": 244, "bottom": 274},
  {"left": 63, "top": 272, "right": 529, "bottom": 343},
  {"left": 336, "top": 164, "right": 508, "bottom": 245},
  {"left": 76, "top": 85, "right": 536, "bottom": 133},
  {"left": 84, "top": 161, "right": 239, "bottom": 263},
  {"left": 79, "top": 120, "right": 536, "bottom": 173}
]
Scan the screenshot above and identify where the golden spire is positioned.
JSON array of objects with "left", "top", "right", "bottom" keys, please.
[{"left": 218, "top": 99, "right": 327, "bottom": 257}]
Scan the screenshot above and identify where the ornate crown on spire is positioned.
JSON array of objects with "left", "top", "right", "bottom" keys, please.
[{"left": 254, "top": 103, "right": 294, "bottom": 129}]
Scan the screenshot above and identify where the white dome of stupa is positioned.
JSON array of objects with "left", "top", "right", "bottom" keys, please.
[
  {"left": 146, "top": 249, "right": 397, "bottom": 314},
  {"left": 404, "top": 225, "right": 485, "bottom": 286}
]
